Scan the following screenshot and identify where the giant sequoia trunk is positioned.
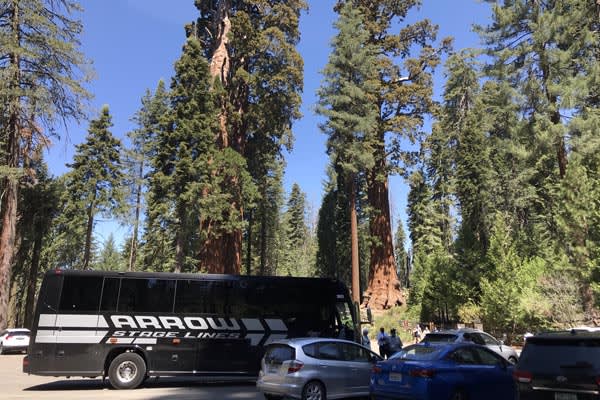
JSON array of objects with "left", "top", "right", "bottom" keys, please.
[
  {"left": 200, "top": 0, "right": 244, "bottom": 275},
  {"left": 363, "top": 150, "right": 404, "bottom": 310}
]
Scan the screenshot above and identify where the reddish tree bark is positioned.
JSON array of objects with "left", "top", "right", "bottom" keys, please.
[
  {"left": 362, "top": 152, "right": 404, "bottom": 310},
  {"left": 201, "top": 0, "right": 245, "bottom": 275},
  {"left": 0, "top": 1, "right": 20, "bottom": 330}
]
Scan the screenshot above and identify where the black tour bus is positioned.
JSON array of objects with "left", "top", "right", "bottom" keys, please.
[{"left": 23, "top": 269, "right": 357, "bottom": 389}]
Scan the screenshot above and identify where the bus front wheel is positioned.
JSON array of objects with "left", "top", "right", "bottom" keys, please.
[{"left": 108, "top": 352, "right": 146, "bottom": 389}]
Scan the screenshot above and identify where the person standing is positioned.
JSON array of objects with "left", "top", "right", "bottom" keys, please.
[
  {"left": 388, "top": 328, "right": 403, "bottom": 355},
  {"left": 361, "top": 328, "right": 371, "bottom": 350},
  {"left": 413, "top": 324, "right": 422, "bottom": 343},
  {"left": 377, "top": 327, "right": 389, "bottom": 358}
]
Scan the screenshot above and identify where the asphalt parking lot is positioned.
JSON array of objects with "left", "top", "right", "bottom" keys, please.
[{"left": 0, "top": 354, "right": 263, "bottom": 400}]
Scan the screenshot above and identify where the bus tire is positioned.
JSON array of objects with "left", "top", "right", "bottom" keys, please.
[{"left": 108, "top": 352, "right": 146, "bottom": 389}]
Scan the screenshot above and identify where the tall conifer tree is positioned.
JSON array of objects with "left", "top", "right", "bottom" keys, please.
[
  {"left": 125, "top": 81, "right": 169, "bottom": 271},
  {"left": 55, "top": 106, "right": 123, "bottom": 270},
  {"left": 317, "top": 2, "right": 378, "bottom": 303},
  {"left": 0, "top": 0, "right": 89, "bottom": 329},
  {"left": 336, "top": 0, "right": 451, "bottom": 309},
  {"left": 194, "top": 0, "right": 306, "bottom": 274}
]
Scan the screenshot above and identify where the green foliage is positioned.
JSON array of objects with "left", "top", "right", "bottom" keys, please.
[
  {"left": 369, "top": 305, "right": 414, "bottom": 345},
  {"left": 277, "top": 182, "right": 315, "bottom": 277},
  {"left": 479, "top": 214, "right": 547, "bottom": 335},
  {"left": 95, "top": 233, "right": 125, "bottom": 271},
  {"left": 123, "top": 80, "right": 170, "bottom": 271},
  {"left": 53, "top": 106, "right": 124, "bottom": 269}
]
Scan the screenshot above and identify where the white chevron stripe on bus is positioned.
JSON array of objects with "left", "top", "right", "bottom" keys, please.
[
  {"left": 265, "top": 319, "right": 287, "bottom": 331},
  {"left": 35, "top": 330, "right": 108, "bottom": 344},
  {"left": 38, "top": 314, "right": 108, "bottom": 328}
]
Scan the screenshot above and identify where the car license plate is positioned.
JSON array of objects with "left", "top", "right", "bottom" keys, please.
[
  {"left": 388, "top": 372, "right": 402, "bottom": 382},
  {"left": 555, "top": 393, "right": 577, "bottom": 400}
]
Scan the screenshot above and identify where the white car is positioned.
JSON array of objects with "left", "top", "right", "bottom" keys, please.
[{"left": 0, "top": 328, "right": 30, "bottom": 354}]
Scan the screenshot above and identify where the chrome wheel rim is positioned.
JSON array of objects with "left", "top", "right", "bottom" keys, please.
[
  {"left": 116, "top": 360, "right": 137, "bottom": 383},
  {"left": 305, "top": 383, "right": 323, "bottom": 400}
]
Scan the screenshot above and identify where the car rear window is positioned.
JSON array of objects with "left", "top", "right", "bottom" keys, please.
[
  {"left": 519, "top": 337, "right": 600, "bottom": 372},
  {"left": 11, "top": 330, "right": 30, "bottom": 336},
  {"left": 422, "top": 333, "right": 458, "bottom": 343},
  {"left": 264, "top": 345, "right": 296, "bottom": 365},
  {"left": 390, "top": 344, "right": 443, "bottom": 361}
]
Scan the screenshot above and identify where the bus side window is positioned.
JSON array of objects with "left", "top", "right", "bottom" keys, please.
[
  {"left": 58, "top": 276, "right": 103, "bottom": 313},
  {"left": 118, "top": 278, "right": 175, "bottom": 313},
  {"left": 100, "top": 278, "right": 120, "bottom": 312},
  {"left": 38, "top": 274, "right": 62, "bottom": 313},
  {"left": 175, "top": 280, "right": 212, "bottom": 314}
]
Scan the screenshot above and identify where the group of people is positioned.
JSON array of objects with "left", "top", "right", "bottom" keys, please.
[
  {"left": 361, "top": 324, "right": 431, "bottom": 358},
  {"left": 361, "top": 327, "right": 402, "bottom": 358}
]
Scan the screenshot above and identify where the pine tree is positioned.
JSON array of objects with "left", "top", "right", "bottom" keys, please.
[
  {"left": 55, "top": 106, "right": 124, "bottom": 270},
  {"left": 335, "top": 0, "right": 451, "bottom": 310},
  {"left": 316, "top": 2, "right": 378, "bottom": 303},
  {"left": 124, "top": 81, "right": 169, "bottom": 271},
  {"left": 316, "top": 167, "right": 351, "bottom": 288},
  {"left": 145, "top": 36, "right": 217, "bottom": 273},
  {"left": 477, "top": 0, "right": 600, "bottom": 313},
  {"left": 96, "top": 233, "right": 125, "bottom": 271},
  {"left": 0, "top": 0, "right": 90, "bottom": 329},
  {"left": 14, "top": 159, "right": 60, "bottom": 328},
  {"left": 193, "top": 0, "right": 306, "bottom": 274},
  {"left": 394, "top": 219, "right": 408, "bottom": 288}
]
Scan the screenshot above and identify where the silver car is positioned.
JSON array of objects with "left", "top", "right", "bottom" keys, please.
[
  {"left": 256, "top": 337, "right": 382, "bottom": 400},
  {"left": 422, "top": 328, "right": 519, "bottom": 364}
]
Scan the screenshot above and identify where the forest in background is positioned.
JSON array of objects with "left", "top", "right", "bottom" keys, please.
[{"left": 1, "top": 1, "right": 599, "bottom": 338}]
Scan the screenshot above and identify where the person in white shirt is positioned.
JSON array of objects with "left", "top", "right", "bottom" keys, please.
[{"left": 361, "top": 328, "right": 371, "bottom": 350}]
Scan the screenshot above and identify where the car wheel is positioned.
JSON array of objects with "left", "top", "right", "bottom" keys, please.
[
  {"left": 508, "top": 356, "right": 518, "bottom": 365},
  {"left": 450, "top": 389, "right": 467, "bottom": 400},
  {"left": 0, "top": 343, "right": 4, "bottom": 355},
  {"left": 108, "top": 352, "right": 146, "bottom": 389},
  {"left": 302, "top": 380, "right": 326, "bottom": 400}
]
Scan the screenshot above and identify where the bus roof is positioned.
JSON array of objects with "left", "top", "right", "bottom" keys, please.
[{"left": 45, "top": 269, "right": 345, "bottom": 287}]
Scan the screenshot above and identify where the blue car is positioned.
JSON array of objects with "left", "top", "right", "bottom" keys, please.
[{"left": 370, "top": 342, "right": 516, "bottom": 400}]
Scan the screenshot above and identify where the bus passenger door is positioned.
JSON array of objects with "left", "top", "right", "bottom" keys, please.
[
  {"left": 29, "top": 273, "right": 62, "bottom": 374},
  {"left": 54, "top": 275, "right": 105, "bottom": 375}
]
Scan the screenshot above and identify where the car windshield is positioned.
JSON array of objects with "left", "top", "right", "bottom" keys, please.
[
  {"left": 519, "top": 338, "right": 600, "bottom": 372},
  {"left": 422, "top": 333, "right": 457, "bottom": 343},
  {"left": 389, "top": 344, "right": 443, "bottom": 361}
]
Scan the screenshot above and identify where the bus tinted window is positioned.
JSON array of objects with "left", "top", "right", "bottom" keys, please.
[
  {"left": 175, "top": 280, "right": 237, "bottom": 314},
  {"left": 100, "top": 278, "right": 120, "bottom": 311},
  {"left": 37, "top": 273, "right": 62, "bottom": 313},
  {"left": 118, "top": 278, "right": 175, "bottom": 312},
  {"left": 59, "top": 276, "right": 103, "bottom": 312}
]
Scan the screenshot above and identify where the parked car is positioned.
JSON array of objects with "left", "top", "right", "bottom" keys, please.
[
  {"left": 514, "top": 330, "right": 600, "bottom": 399},
  {"left": 0, "top": 328, "right": 30, "bottom": 354},
  {"left": 422, "top": 328, "right": 519, "bottom": 364},
  {"left": 370, "top": 342, "right": 516, "bottom": 400},
  {"left": 256, "top": 337, "right": 382, "bottom": 400}
]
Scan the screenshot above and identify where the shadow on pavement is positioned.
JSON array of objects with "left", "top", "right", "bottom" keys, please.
[{"left": 24, "top": 376, "right": 256, "bottom": 392}]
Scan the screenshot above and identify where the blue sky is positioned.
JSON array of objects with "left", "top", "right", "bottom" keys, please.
[{"left": 47, "top": 0, "right": 491, "bottom": 247}]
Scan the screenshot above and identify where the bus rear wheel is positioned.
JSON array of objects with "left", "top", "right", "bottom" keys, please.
[{"left": 108, "top": 352, "right": 146, "bottom": 389}]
